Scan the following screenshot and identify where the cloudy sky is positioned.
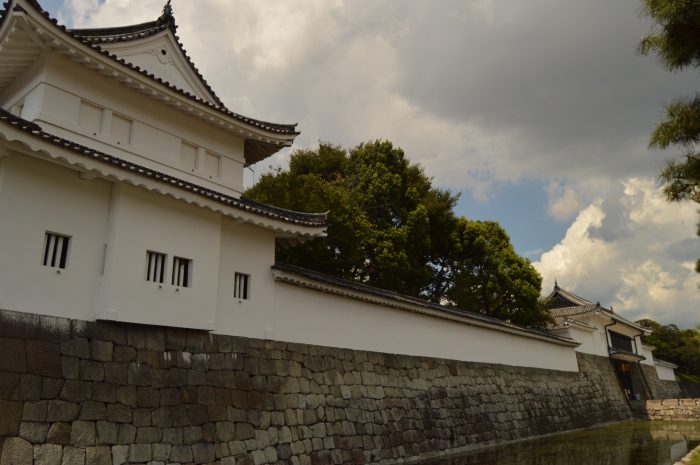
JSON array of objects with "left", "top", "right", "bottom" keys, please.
[{"left": 42, "top": 0, "right": 699, "bottom": 326}]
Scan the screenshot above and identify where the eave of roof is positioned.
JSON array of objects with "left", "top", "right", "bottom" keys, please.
[
  {"left": 272, "top": 263, "right": 579, "bottom": 348},
  {"left": 654, "top": 359, "right": 678, "bottom": 369},
  {"left": 0, "top": 107, "right": 326, "bottom": 229},
  {"left": 0, "top": 0, "right": 299, "bottom": 165}
]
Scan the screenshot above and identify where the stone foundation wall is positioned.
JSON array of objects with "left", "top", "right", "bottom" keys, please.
[
  {"left": 640, "top": 365, "right": 682, "bottom": 399},
  {"left": 0, "top": 309, "right": 633, "bottom": 465},
  {"left": 644, "top": 399, "right": 700, "bottom": 420}
]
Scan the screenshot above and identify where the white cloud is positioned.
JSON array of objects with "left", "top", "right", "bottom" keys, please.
[
  {"left": 535, "top": 177, "right": 699, "bottom": 327},
  {"left": 546, "top": 182, "right": 582, "bottom": 221}
]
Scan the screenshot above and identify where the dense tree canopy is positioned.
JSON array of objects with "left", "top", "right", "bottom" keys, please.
[
  {"left": 640, "top": 0, "right": 700, "bottom": 272},
  {"left": 637, "top": 319, "right": 700, "bottom": 380},
  {"left": 245, "top": 140, "right": 552, "bottom": 327}
]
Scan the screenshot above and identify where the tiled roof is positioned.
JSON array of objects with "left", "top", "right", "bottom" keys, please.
[
  {"left": 549, "top": 304, "right": 601, "bottom": 318},
  {"left": 549, "top": 285, "right": 594, "bottom": 307},
  {"left": 3, "top": 1, "right": 299, "bottom": 138},
  {"left": 0, "top": 108, "right": 326, "bottom": 228},
  {"left": 69, "top": 1, "right": 226, "bottom": 109},
  {"left": 272, "top": 263, "right": 577, "bottom": 346}
]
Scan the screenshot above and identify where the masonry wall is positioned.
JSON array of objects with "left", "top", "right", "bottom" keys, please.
[
  {"left": 0, "top": 309, "right": 633, "bottom": 465},
  {"left": 644, "top": 399, "right": 700, "bottom": 421},
  {"left": 640, "top": 365, "right": 682, "bottom": 400}
]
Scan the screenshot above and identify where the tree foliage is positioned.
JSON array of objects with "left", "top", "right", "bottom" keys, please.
[
  {"left": 637, "top": 318, "right": 700, "bottom": 377},
  {"left": 245, "top": 140, "right": 552, "bottom": 327},
  {"left": 640, "top": 0, "right": 700, "bottom": 272}
]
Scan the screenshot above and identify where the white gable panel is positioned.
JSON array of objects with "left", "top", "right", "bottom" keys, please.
[{"left": 99, "top": 32, "right": 216, "bottom": 104}]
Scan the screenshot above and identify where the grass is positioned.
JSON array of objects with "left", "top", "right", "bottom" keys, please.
[{"left": 688, "top": 446, "right": 700, "bottom": 465}]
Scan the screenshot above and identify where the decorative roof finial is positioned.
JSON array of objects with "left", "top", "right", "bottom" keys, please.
[
  {"left": 554, "top": 278, "right": 559, "bottom": 290},
  {"left": 158, "top": 0, "right": 176, "bottom": 30}
]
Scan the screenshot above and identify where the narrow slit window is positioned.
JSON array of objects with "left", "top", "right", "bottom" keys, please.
[
  {"left": 145, "top": 251, "right": 166, "bottom": 284},
  {"left": 42, "top": 232, "right": 70, "bottom": 269},
  {"left": 172, "top": 256, "right": 192, "bottom": 288},
  {"left": 234, "top": 272, "right": 250, "bottom": 300}
]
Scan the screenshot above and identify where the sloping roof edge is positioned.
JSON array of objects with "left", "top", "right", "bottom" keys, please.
[
  {"left": 69, "top": 1, "right": 224, "bottom": 108},
  {"left": 0, "top": 108, "right": 327, "bottom": 229}
]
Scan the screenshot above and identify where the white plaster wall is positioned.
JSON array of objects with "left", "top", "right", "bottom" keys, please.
[
  {"left": 640, "top": 345, "right": 656, "bottom": 366},
  {"left": 655, "top": 363, "right": 677, "bottom": 381},
  {"left": 267, "top": 282, "right": 579, "bottom": 372},
  {"left": 99, "top": 184, "right": 221, "bottom": 330},
  {"left": 214, "top": 219, "right": 277, "bottom": 339},
  {"left": 0, "top": 154, "right": 110, "bottom": 321},
  {"left": 569, "top": 326, "right": 609, "bottom": 357},
  {"left": 4, "top": 52, "right": 246, "bottom": 196}
]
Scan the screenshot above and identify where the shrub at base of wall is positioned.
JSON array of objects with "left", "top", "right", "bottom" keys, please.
[{"left": 0, "top": 308, "right": 634, "bottom": 465}]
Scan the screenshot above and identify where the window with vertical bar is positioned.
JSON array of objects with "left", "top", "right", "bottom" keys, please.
[
  {"left": 42, "top": 232, "right": 70, "bottom": 269},
  {"left": 145, "top": 251, "right": 166, "bottom": 284},
  {"left": 171, "top": 256, "right": 192, "bottom": 288},
  {"left": 234, "top": 272, "right": 250, "bottom": 300}
]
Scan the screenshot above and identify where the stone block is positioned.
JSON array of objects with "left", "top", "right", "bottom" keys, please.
[
  {"left": 216, "top": 421, "right": 235, "bottom": 442},
  {"left": 106, "top": 403, "right": 132, "bottom": 423},
  {"left": 91, "top": 340, "right": 113, "bottom": 362},
  {"left": 235, "top": 423, "right": 255, "bottom": 441},
  {"left": 92, "top": 383, "right": 117, "bottom": 404},
  {"left": 60, "top": 380, "right": 92, "bottom": 402},
  {"left": 277, "top": 444, "right": 292, "bottom": 460},
  {"left": 117, "top": 424, "right": 136, "bottom": 445},
  {"left": 26, "top": 340, "right": 62, "bottom": 377},
  {"left": 61, "top": 356, "right": 80, "bottom": 380},
  {"left": 135, "top": 427, "right": 162, "bottom": 444},
  {"left": 162, "top": 427, "right": 182, "bottom": 445},
  {"left": 128, "top": 444, "right": 151, "bottom": 463},
  {"left": 41, "top": 377, "right": 64, "bottom": 399},
  {"left": 19, "top": 421, "right": 49, "bottom": 443},
  {"left": 79, "top": 360, "right": 104, "bottom": 382},
  {"left": 0, "top": 437, "right": 32, "bottom": 465},
  {"left": 183, "top": 426, "right": 203, "bottom": 444},
  {"left": 85, "top": 446, "right": 111, "bottom": 465},
  {"left": 47, "top": 423, "right": 72, "bottom": 445},
  {"left": 34, "top": 444, "right": 62, "bottom": 465},
  {"left": 111, "top": 445, "right": 128, "bottom": 465},
  {"left": 169, "top": 445, "right": 192, "bottom": 463},
  {"left": 61, "top": 446, "right": 85, "bottom": 465},
  {"left": 152, "top": 444, "right": 171, "bottom": 461},
  {"left": 79, "top": 400, "right": 106, "bottom": 421},
  {"left": 117, "top": 386, "right": 136, "bottom": 407},
  {"left": 192, "top": 443, "right": 216, "bottom": 464},
  {"left": 137, "top": 387, "right": 160, "bottom": 408},
  {"left": 113, "top": 346, "right": 135, "bottom": 363},
  {"left": 17, "top": 375, "right": 41, "bottom": 401},
  {"left": 21, "top": 400, "right": 46, "bottom": 422},
  {"left": 0, "top": 372, "right": 20, "bottom": 399},
  {"left": 0, "top": 338, "right": 26, "bottom": 373},
  {"left": 151, "top": 407, "right": 172, "bottom": 428},
  {"left": 133, "top": 409, "right": 151, "bottom": 427},
  {"left": 0, "top": 400, "right": 23, "bottom": 435},
  {"left": 104, "top": 363, "right": 127, "bottom": 385},
  {"left": 60, "top": 339, "right": 91, "bottom": 359},
  {"left": 70, "top": 421, "right": 96, "bottom": 447},
  {"left": 96, "top": 421, "right": 119, "bottom": 445}
]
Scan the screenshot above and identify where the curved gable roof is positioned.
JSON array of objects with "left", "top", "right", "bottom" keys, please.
[
  {"left": 69, "top": 1, "right": 224, "bottom": 108},
  {"left": 0, "top": 0, "right": 299, "bottom": 165}
]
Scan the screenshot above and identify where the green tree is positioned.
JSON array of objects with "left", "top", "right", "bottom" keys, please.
[
  {"left": 637, "top": 318, "right": 700, "bottom": 378},
  {"left": 639, "top": 0, "right": 700, "bottom": 272},
  {"left": 245, "top": 139, "right": 550, "bottom": 327},
  {"left": 447, "top": 219, "right": 552, "bottom": 327}
]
